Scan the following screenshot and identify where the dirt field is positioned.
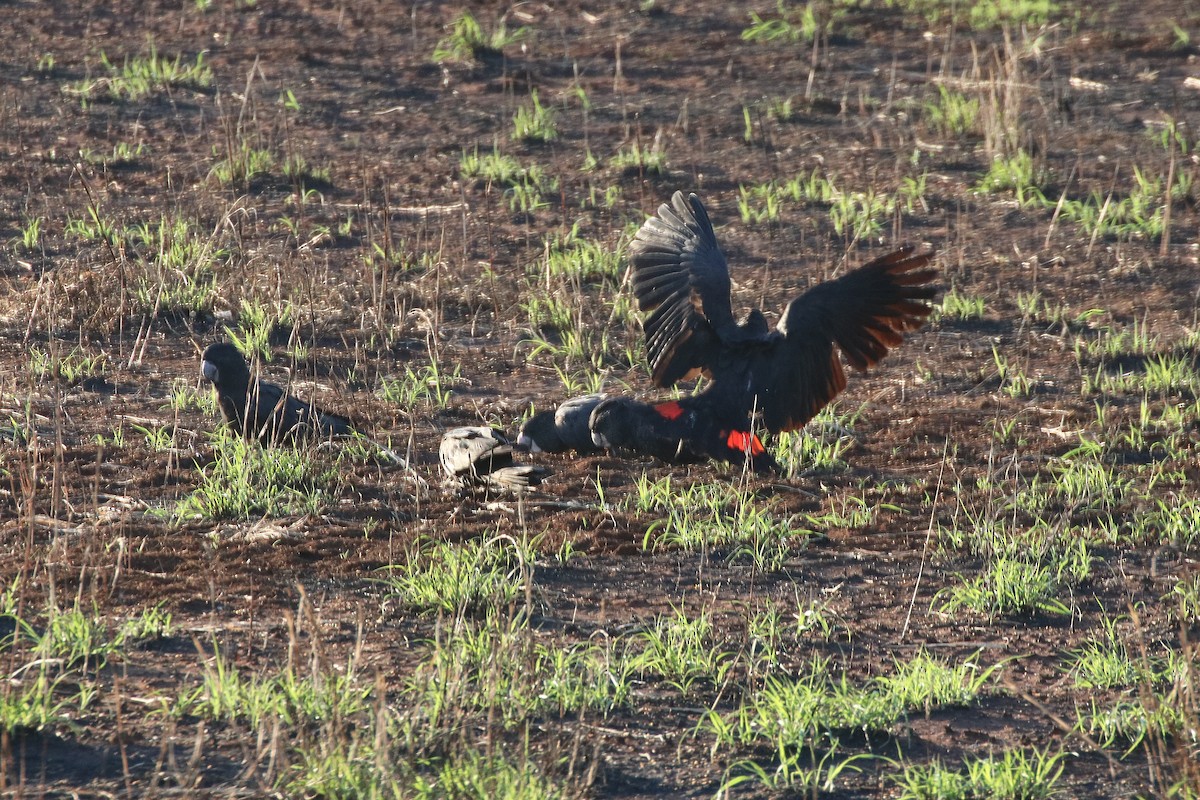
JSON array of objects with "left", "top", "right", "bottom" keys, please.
[{"left": 1, "top": 0, "right": 1198, "bottom": 797}]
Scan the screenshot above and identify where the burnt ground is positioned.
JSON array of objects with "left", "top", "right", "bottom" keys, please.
[{"left": 1, "top": 0, "right": 1199, "bottom": 797}]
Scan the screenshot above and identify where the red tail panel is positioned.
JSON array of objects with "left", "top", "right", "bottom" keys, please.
[
  {"left": 724, "top": 430, "right": 766, "bottom": 456},
  {"left": 654, "top": 401, "right": 685, "bottom": 421}
]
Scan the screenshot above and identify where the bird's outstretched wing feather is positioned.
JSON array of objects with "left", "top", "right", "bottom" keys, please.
[
  {"left": 631, "top": 192, "right": 743, "bottom": 386},
  {"left": 753, "top": 247, "right": 937, "bottom": 432}
]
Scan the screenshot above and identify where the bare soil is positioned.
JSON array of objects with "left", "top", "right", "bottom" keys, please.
[{"left": 1, "top": 0, "right": 1199, "bottom": 797}]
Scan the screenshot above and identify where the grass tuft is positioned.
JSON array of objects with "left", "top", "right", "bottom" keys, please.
[{"left": 175, "top": 432, "right": 338, "bottom": 520}]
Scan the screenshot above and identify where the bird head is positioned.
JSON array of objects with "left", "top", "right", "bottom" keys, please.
[
  {"left": 200, "top": 342, "right": 251, "bottom": 388},
  {"left": 588, "top": 396, "right": 644, "bottom": 450},
  {"left": 516, "top": 410, "right": 557, "bottom": 452}
]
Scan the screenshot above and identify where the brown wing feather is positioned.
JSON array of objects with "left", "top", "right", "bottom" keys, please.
[
  {"left": 629, "top": 192, "right": 739, "bottom": 387},
  {"left": 755, "top": 247, "right": 937, "bottom": 433}
]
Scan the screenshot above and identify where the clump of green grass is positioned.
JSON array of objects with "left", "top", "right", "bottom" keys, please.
[
  {"left": 765, "top": 94, "right": 797, "bottom": 122},
  {"left": 709, "top": 652, "right": 996, "bottom": 748},
  {"left": 772, "top": 404, "right": 861, "bottom": 474},
  {"left": 638, "top": 478, "right": 807, "bottom": 570},
  {"left": 609, "top": 142, "right": 667, "bottom": 174},
  {"left": 363, "top": 240, "right": 427, "bottom": 290},
  {"left": 1081, "top": 697, "right": 1190, "bottom": 753},
  {"left": 0, "top": 668, "right": 78, "bottom": 735},
  {"left": 1046, "top": 448, "right": 1131, "bottom": 512},
  {"left": 29, "top": 347, "right": 107, "bottom": 385},
  {"left": 1168, "top": 575, "right": 1200, "bottom": 623},
  {"left": 511, "top": 89, "right": 557, "bottom": 143},
  {"left": 130, "top": 214, "right": 223, "bottom": 316},
  {"left": 741, "top": 1, "right": 843, "bottom": 45},
  {"left": 413, "top": 749, "right": 568, "bottom": 800},
  {"left": 280, "top": 152, "right": 332, "bottom": 189},
  {"left": 78, "top": 141, "right": 146, "bottom": 167},
  {"left": 131, "top": 422, "right": 176, "bottom": 452},
  {"left": 0, "top": 595, "right": 170, "bottom": 735},
  {"left": 223, "top": 298, "right": 296, "bottom": 363},
  {"left": 433, "top": 10, "right": 529, "bottom": 64},
  {"left": 829, "top": 188, "right": 890, "bottom": 240},
  {"left": 978, "top": 153, "right": 1178, "bottom": 241},
  {"left": 925, "top": 85, "right": 980, "bottom": 137},
  {"left": 805, "top": 494, "right": 885, "bottom": 533},
  {"left": 891, "top": 747, "right": 1065, "bottom": 800},
  {"left": 783, "top": 167, "right": 837, "bottom": 203},
  {"left": 895, "top": 0, "right": 1060, "bottom": 30},
  {"left": 898, "top": 172, "right": 930, "bottom": 213},
  {"left": 1056, "top": 168, "right": 1169, "bottom": 239},
  {"left": 64, "top": 204, "right": 120, "bottom": 247},
  {"left": 1065, "top": 613, "right": 1187, "bottom": 691},
  {"left": 991, "top": 345, "right": 1035, "bottom": 398},
  {"left": 742, "top": 600, "right": 838, "bottom": 669},
  {"left": 182, "top": 639, "right": 371, "bottom": 731},
  {"left": 460, "top": 145, "right": 524, "bottom": 185},
  {"left": 67, "top": 44, "right": 212, "bottom": 105},
  {"left": 380, "top": 537, "right": 532, "bottom": 615},
  {"left": 520, "top": 300, "right": 629, "bottom": 374},
  {"left": 210, "top": 139, "right": 275, "bottom": 188},
  {"left": 402, "top": 611, "right": 630, "bottom": 738},
  {"left": 281, "top": 738, "right": 398, "bottom": 799},
  {"left": 175, "top": 432, "right": 338, "bottom": 520},
  {"left": 738, "top": 169, "right": 918, "bottom": 239},
  {"left": 1073, "top": 315, "right": 1159, "bottom": 359},
  {"left": 933, "top": 287, "right": 986, "bottom": 321},
  {"left": 738, "top": 182, "right": 784, "bottom": 224},
  {"left": 285, "top": 742, "right": 568, "bottom": 800},
  {"left": 63, "top": 208, "right": 224, "bottom": 318},
  {"left": 708, "top": 651, "right": 1000, "bottom": 793},
  {"left": 459, "top": 149, "right": 558, "bottom": 213},
  {"left": 934, "top": 527, "right": 1091, "bottom": 618},
  {"left": 1081, "top": 353, "right": 1200, "bottom": 398},
  {"left": 976, "top": 149, "right": 1046, "bottom": 205},
  {"left": 531, "top": 226, "right": 625, "bottom": 284},
  {"left": 966, "top": 0, "right": 1059, "bottom": 29},
  {"left": 378, "top": 361, "right": 459, "bottom": 410},
  {"left": 169, "top": 377, "right": 219, "bottom": 415},
  {"left": 522, "top": 290, "right": 577, "bottom": 334},
  {"left": 27, "top": 603, "right": 172, "bottom": 672},
  {"left": 1143, "top": 497, "right": 1200, "bottom": 549},
  {"left": 882, "top": 650, "right": 1002, "bottom": 713},
  {"left": 13, "top": 216, "right": 43, "bottom": 251},
  {"left": 626, "top": 605, "right": 734, "bottom": 696}
]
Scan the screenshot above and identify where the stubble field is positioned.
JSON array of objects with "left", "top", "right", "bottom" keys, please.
[{"left": 1, "top": 0, "right": 1199, "bottom": 797}]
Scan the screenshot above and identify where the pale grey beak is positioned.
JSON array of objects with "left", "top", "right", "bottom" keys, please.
[
  {"left": 201, "top": 360, "right": 219, "bottom": 383},
  {"left": 515, "top": 433, "right": 541, "bottom": 453},
  {"left": 591, "top": 431, "right": 609, "bottom": 448}
]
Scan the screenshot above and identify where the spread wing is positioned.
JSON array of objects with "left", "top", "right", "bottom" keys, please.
[
  {"left": 630, "top": 192, "right": 744, "bottom": 387},
  {"left": 751, "top": 246, "right": 938, "bottom": 433}
]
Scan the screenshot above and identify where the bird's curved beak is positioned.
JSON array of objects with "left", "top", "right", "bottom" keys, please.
[
  {"left": 591, "top": 431, "right": 609, "bottom": 448},
  {"left": 514, "top": 433, "right": 540, "bottom": 452},
  {"left": 201, "top": 360, "right": 219, "bottom": 383}
]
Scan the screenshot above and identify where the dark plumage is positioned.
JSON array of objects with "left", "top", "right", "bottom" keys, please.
[
  {"left": 201, "top": 342, "right": 353, "bottom": 443},
  {"left": 516, "top": 393, "right": 606, "bottom": 454},
  {"left": 630, "top": 192, "right": 938, "bottom": 434},
  {"left": 440, "top": 427, "right": 548, "bottom": 491},
  {"left": 589, "top": 396, "right": 779, "bottom": 474}
]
